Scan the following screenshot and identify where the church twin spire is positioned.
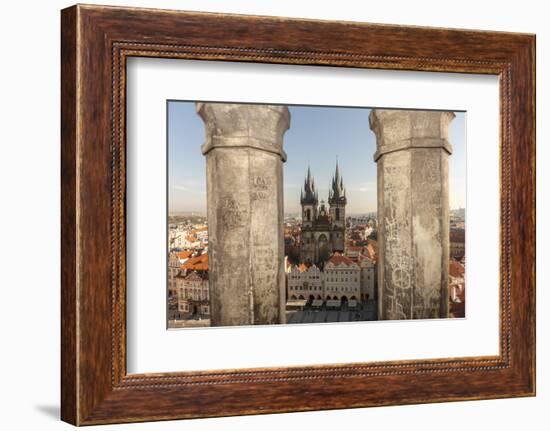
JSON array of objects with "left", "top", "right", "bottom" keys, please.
[
  {"left": 329, "top": 160, "right": 346, "bottom": 201},
  {"left": 301, "top": 165, "right": 318, "bottom": 204},
  {"left": 301, "top": 160, "right": 346, "bottom": 205}
]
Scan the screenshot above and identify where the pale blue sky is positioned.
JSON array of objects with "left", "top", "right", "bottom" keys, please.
[{"left": 168, "top": 101, "right": 465, "bottom": 214}]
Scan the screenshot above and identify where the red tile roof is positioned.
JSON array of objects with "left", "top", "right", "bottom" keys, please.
[
  {"left": 175, "top": 251, "right": 193, "bottom": 260},
  {"left": 182, "top": 253, "right": 208, "bottom": 271},
  {"left": 365, "top": 244, "right": 377, "bottom": 261},
  {"left": 355, "top": 243, "right": 377, "bottom": 263},
  {"left": 327, "top": 253, "right": 355, "bottom": 266},
  {"left": 295, "top": 263, "right": 318, "bottom": 272}
]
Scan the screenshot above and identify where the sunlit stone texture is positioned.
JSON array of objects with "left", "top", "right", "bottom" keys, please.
[
  {"left": 369, "top": 109, "right": 455, "bottom": 320},
  {"left": 197, "top": 103, "right": 290, "bottom": 326}
]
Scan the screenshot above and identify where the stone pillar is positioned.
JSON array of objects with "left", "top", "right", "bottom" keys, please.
[
  {"left": 197, "top": 103, "right": 290, "bottom": 326},
  {"left": 369, "top": 109, "right": 455, "bottom": 320}
]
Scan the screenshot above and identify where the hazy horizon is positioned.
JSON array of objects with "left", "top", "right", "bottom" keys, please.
[{"left": 169, "top": 207, "right": 466, "bottom": 217}]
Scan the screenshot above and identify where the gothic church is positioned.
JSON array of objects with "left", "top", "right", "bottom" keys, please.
[{"left": 300, "top": 162, "right": 347, "bottom": 265}]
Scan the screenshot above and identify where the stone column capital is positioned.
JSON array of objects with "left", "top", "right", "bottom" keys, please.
[
  {"left": 197, "top": 102, "right": 290, "bottom": 161},
  {"left": 369, "top": 109, "right": 455, "bottom": 162}
]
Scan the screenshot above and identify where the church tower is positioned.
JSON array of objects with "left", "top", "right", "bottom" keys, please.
[
  {"left": 300, "top": 166, "right": 318, "bottom": 264},
  {"left": 328, "top": 161, "right": 347, "bottom": 252},
  {"left": 300, "top": 166, "right": 318, "bottom": 228}
]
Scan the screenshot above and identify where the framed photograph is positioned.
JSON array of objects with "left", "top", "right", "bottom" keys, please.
[{"left": 61, "top": 4, "right": 535, "bottom": 425}]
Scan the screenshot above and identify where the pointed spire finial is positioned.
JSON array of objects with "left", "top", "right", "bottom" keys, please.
[{"left": 302, "top": 164, "right": 318, "bottom": 205}]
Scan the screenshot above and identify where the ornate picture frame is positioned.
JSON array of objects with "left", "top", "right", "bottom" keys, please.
[{"left": 61, "top": 4, "right": 535, "bottom": 425}]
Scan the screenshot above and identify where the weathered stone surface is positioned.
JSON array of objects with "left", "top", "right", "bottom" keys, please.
[
  {"left": 197, "top": 103, "right": 290, "bottom": 326},
  {"left": 369, "top": 109, "right": 455, "bottom": 320}
]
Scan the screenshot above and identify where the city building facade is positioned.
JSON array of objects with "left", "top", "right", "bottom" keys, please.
[
  {"left": 168, "top": 252, "right": 182, "bottom": 299},
  {"left": 287, "top": 264, "right": 323, "bottom": 300},
  {"left": 449, "top": 259, "right": 466, "bottom": 318},
  {"left": 450, "top": 228, "right": 466, "bottom": 260},
  {"left": 323, "top": 253, "right": 361, "bottom": 301},
  {"left": 176, "top": 271, "right": 210, "bottom": 318}
]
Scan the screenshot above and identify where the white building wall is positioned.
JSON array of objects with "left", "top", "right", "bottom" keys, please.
[
  {"left": 287, "top": 265, "right": 323, "bottom": 299},
  {"left": 167, "top": 252, "right": 181, "bottom": 296},
  {"left": 324, "top": 263, "right": 360, "bottom": 300}
]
